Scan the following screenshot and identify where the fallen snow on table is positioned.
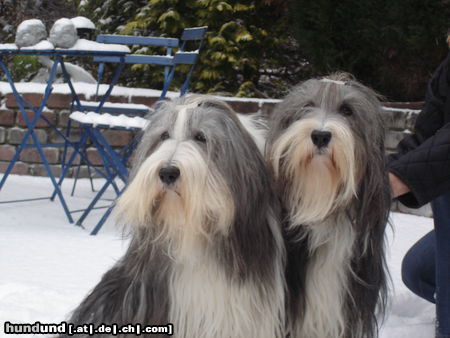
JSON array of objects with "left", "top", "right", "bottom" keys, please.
[
  {"left": 64, "top": 39, "right": 130, "bottom": 53},
  {"left": 21, "top": 40, "right": 54, "bottom": 51},
  {"left": 0, "top": 174, "right": 435, "bottom": 337}
]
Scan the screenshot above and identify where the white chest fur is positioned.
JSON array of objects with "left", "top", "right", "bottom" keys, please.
[
  {"left": 295, "top": 214, "right": 357, "bottom": 338},
  {"left": 168, "top": 251, "right": 285, "bottom": 338}
]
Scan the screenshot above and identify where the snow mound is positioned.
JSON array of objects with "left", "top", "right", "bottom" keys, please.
[
  {"left": 49, "top": 18, "right": 78, "bottom": 49},
  {"left": 70, "top": 16, "right": 95, "bottom": 30},
  {"left": 15, "top": 19, "right": 47, "bottom": 48}
]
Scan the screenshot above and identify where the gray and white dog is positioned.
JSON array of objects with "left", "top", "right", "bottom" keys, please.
[
  {"left": 266, "top": 73, "right": 390, "bottom": 338},
  {"left": 63, "top": 96, "right": 286, "bottom": 338}
]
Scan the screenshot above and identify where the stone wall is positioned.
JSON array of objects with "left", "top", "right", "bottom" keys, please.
[
  {"left": 0, "top": 91, "right": 432, "bottom": 217},
  {"left": 381, "top": 102, "right": 433, "bottom": 217}
]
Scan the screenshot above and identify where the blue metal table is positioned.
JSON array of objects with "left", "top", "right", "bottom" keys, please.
[{"left": 0, "top": 47, "right": 129, "bottom": 224}]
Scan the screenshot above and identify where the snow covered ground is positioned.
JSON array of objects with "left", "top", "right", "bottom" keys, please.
[{"left": 0, "top": 174, "right": 436, "bottom": 337}]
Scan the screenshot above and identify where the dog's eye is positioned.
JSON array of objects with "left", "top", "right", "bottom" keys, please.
[
  {"left": 194, "top": 131, "right": 206, "bottom": 143},
  {"left": 160, "top": 131, "right": 170, "bottom": 140},
  {"left": 304, "top": 101, "right": 315, "bottom": 108},
  {"left": 339, "top": 104, "right": 353, "bottom": 116}
]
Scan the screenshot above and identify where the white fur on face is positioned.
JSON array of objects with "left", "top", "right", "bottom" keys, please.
[
  {"left": 116, "top": 107, "right": 235, "bottom": 259},
  {"left": 270, "top": 114, "right": 357, "bottom": 225}
]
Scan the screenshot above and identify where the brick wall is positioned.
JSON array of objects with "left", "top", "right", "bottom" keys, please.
[
  {"left": 0, "top": 91, "right": 431, "bottom": 216},
  {"left": 0, "top": 92, "right": 141, "bottom": 178}
]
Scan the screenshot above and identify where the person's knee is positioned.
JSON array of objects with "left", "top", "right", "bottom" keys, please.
[
  {"left": 401, "top": 231, "right": 436, "bottom": 303},
  {"left": 401, "top": 247, "right": 420, "bottom": 293}
]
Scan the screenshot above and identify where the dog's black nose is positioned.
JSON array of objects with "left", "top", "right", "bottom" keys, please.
[
  {"left": 311, "top": 130, "right": 332, "bottom": 148},
  {"left": 159, "top": 166, "right": 180, "bottom": 185}
]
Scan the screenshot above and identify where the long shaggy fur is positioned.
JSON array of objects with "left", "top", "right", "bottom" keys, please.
[
  {"left": 266, "top": 73, "right": 390, "bottom": 338},
  {"left": 63, "top": 96, "right": 286, "bottom": 338}
]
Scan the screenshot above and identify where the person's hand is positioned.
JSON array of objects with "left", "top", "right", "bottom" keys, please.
[{"left": 389, "top": 172, "right": 410, "bottom": 199}]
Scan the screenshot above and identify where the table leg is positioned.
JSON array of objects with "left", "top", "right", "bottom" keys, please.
[
  {"left": 75, "top": 134, "right": 138, "bottom": 227},
  {"left": 0, "top": 57, "right": 75, "bottom": 223}
]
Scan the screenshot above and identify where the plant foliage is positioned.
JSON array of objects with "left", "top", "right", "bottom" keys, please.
[{"left": 78, "top": 0, "right": 308, "bottom": 97}]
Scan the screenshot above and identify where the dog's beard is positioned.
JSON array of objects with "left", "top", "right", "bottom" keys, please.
[
  {"left": 116, "top": 140, "right": 235, "bottom": 258},
  {"left": 271, "top": 118, "right": 357, "bottom": 226}
]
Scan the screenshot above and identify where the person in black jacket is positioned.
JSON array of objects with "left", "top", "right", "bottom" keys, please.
[{"left": 389, "top": 36, "right": 450, "bottom": 338}]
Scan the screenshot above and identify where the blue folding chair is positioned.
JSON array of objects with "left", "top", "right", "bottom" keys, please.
[
  {"left": 55, "top": 27, "right": 208, "bottom": 234},
  {"left": 0, "top": 49, "right": 129, "bottom": 224},
  {"left": 60, "top": 32, "right": 180, "bottom": 195}
]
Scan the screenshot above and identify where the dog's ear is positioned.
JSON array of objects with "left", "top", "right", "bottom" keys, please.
[{"left": 351, "top": 135, "right": 390, "bottom": 336}]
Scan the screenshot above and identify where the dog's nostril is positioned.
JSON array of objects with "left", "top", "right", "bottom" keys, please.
[
  {"left": 159, "top": 166, "right": 180, "bottom": 185},
  {"left": 311, "top": 130, "right": 332, "bottom": 148}
]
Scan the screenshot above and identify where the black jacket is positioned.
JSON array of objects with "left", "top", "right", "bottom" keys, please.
[{"left": 389, "top": 52, "right": 450, "bottom": 208}]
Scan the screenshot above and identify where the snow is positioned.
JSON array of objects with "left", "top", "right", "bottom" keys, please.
[
  {"left": 98, "top": 17, "right": 113, "bottom": 26},
  {"left": 70, "top": 111, "right": 149, "bottom": 129},
  {"left": 64, "top": 39, "right": 130, "bottom": 53},
  {"left": 49, "top": 18, "right": 78, "bottom": 49},
  {"left": 0, "top": 43, "right": 17, "bottom": 50},
  {"left": 21, "top": 40, "right": 54, "bottom": 51},
  {"left": 70, "top": 16, "right": 95, "bottom": 30},
  {"left": 0, "top": 41, "right": 129, "bottom": 53},
  {"left": 15, "top": 19, "right": 47, "bottom": 48},
  {"left": 0, "top": 174, "right": 436, "bottom": 337},
  {"left": 0, "top": 175, "right": 126, "bottom": 336},
  {"left": 2, "top": 24, "right": 12, "bottom": 33},
  {"left": 0, "top": 81, "right": 178, "bottom": 100},
  {"left": 79, "top": 100, "right": 150, "bottom": 110},
  {"left": 16, "top": 19, "right": 45, "bottom": 32},
  {"left": 381, "top": 215, "right": 435, "bottom": 338},
  {"left": 177, "top": 49, "right": 200, "bottom": 54}
]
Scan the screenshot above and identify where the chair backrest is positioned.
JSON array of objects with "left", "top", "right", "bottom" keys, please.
[
  {"left": 171, "top": 26, "right": 208, "bottom": 96},
  {"left": 180, "top": 26, "right": 208, "bottom": 48},
  {"left": 96, "top": 35, "right": 179, "bottom": 48},
  {"left": 92, "top": 34, "right": 179, "bottom": 100},
  {"left": 92, "top": 26, "right": 207, "bottom": 99}
]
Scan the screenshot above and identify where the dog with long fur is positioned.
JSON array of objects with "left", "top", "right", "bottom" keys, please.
[
  {"left": 266, "top": 73, "right": 390, "bottom": 338},
  {"left": 61, "top": 96, "right": 285, "bottom": 338}
]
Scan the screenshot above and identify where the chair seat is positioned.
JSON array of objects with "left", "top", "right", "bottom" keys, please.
[
  {"left": 70, "top": 111, "right": 149, "bottom": 130},
  {"left": 75, "top": 100, "right": 151, "bottom": 115}
]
